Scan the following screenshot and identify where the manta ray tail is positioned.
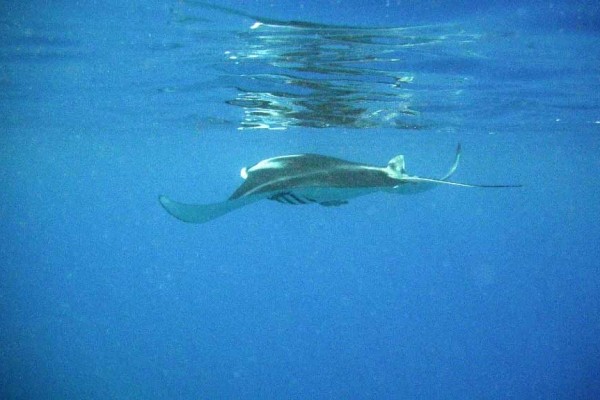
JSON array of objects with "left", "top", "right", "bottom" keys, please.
[
  {"left": 425, "top": 144, "right": 521, "bottom": 188},
  {"left": 405, "top": 177, "right": 522, "bottom": 188},
  {"left": 159, "top": 195, "right": 255, "bottom": 224}
]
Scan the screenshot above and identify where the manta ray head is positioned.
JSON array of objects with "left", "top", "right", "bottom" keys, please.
[{"left": 386, "top": 155, "right": 407, "bottom": 178}]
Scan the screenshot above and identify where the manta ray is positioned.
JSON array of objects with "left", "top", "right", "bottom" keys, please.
[{"left": 159, "top": 144, "right": 520, "bottom": 224}]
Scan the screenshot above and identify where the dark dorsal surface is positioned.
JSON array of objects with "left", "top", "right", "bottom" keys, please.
[{"left": 229, "top": 154, "right": 398, "bottom": 200}]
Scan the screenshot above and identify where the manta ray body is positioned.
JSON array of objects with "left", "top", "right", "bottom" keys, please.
[{"left": 159, "top": 145, "right": 519, "bottom": 223}]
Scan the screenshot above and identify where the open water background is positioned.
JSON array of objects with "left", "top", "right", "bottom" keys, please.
[{"left": 1, "top": 1, "right": 599, "bottom": 398}]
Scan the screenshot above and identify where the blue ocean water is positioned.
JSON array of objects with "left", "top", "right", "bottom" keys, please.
[{"left": 1, "top": 0, "right": 599, "bottom": 398}]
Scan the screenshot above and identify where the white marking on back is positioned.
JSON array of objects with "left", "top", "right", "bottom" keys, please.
[{"left": 249, "top": 155, "right": 304, "bottom": 172}]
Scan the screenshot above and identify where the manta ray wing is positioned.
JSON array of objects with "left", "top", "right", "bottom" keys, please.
[{"left": 158, "top": 195, "right": 258, "bottom": 224}]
